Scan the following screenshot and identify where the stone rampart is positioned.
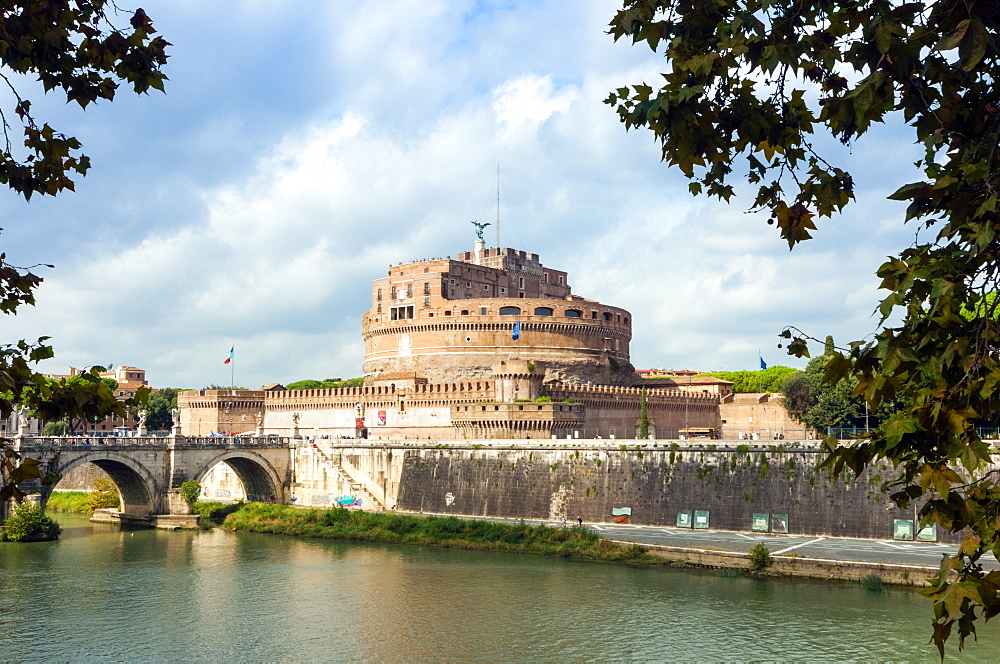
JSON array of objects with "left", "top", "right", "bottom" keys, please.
[{"left": 326, "top": 439, "right": 954, "bottom": 543}]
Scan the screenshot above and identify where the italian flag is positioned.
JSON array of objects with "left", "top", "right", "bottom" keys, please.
[{"left": 224, "top": 346, "right": 234, "bottom": 364}]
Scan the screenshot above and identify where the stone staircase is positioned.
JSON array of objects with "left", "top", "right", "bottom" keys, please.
[{"left": 309, "top": 441, "right": 389, "bottom": 511}]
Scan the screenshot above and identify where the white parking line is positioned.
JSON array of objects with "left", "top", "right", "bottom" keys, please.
[
  {"left": 773, "top": 537, "right": 826, "bottom": 555},
  {"left": 735, "top": 533, "right": 756, "bottom": 540},
  {"left": 878, "top": 541, "right": 905, "bottom": 549}
]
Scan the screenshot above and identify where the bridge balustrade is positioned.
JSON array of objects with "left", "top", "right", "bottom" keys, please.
[
  {"left": 179, "top": 436, "right": 288, "bottom": 448},
  {"left": 13, "top": 435, "right": 290, "bottom": 450}
]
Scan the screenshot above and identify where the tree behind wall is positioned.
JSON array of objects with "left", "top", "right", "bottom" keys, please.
[{"left": 638, "top": 388, "right": 649, "bottom": 439}]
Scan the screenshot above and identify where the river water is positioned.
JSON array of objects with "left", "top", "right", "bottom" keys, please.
[{"left": 2, "top": 514, "right": 998, "bottom": 662}]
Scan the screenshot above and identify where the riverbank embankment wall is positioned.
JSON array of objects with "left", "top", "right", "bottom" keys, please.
[{"left": 316, "top": 439, "right": 951, "bottom": 543}]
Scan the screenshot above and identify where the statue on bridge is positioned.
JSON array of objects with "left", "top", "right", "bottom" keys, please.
[
  {"left": 170, "top": 408, "right": 181, "bottom": 437},
  {"left": 136, "top": 409, "right": 148, "bottom": 436},
  {"left": 255, "top": 411, "right": 264, "bottom": 437},
  {"left": 14, "top": 405, "right": 29, "bottom": 437}
]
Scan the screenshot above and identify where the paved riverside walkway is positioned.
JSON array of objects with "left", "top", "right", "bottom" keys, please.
[{"left": 405, "top": 511, "right": 996, "bottom": 569}]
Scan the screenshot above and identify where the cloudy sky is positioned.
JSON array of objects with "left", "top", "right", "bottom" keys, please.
[{"left": 2, "top": 0, "right": 920, "bottom": 389}]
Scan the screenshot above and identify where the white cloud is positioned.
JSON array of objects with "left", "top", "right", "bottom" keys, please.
[{"left": 1, "top": 0, "right": 924, "bottom": 388}]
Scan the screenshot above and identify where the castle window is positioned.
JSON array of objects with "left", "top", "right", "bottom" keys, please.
[
  {"left": 423, "top": 283, "right": 430, "bottom": 295},
  {"left": 445, "top": 311, "right": 452, "bottom": 316},
  {"left": 499, "top": 306, "right": 521, "bottom": 316},
  {"left": 484, "top": 285, "right": 490, "bottom": 291},
  {"left": 624, "top": 317, "right": 630, "bottom": 325},
  {"left": 406, "top": 284, "right": 413, "bottom": 297},
  {"left": 480, "top": 307, "right": 487, "bottom": 315},
  {"left": 544, "top": 273, "right": 549, "bottom": 282},
  {"left": 500, "top": 287, "right": 506, "bottom": 294},
  {"left": 461, "top": 310, "right": 469, "bottom": 315},
  {"left": 391, "top": 286, "right": 397, "bottom": 298},
  {"left": 518, "top": 292, "right": 525, "bottom": 298},
  {"left": 602, "top": 312, "right": 612, "bottom": 321},
  {"left": 558, "top": 276, "right": 564, "bottom": 285},
  {"left": 616, "top": 314, "right": 621, "bottom": 322},
  {"left": 423, "top": 298, "right": 431, "bottom": 307},
  {"left": 377, "top": 289, "right": 382, "bottom": 301},
  {"left": 450, "top": 279, "right": 456, "bottom": 285},
  {"left": 533, "top": 307, "right": 553, "bottom": 316},
  {"left": 519, "top": 276, "right": 525, "bottom": 289},
  {"left": 565, "top": 309, "right": 582, "bottom": 318},
  {"left": 377, "top": 303, "right": 382, "bottom": 313},
  {"left": 466, "top": 336, "right": 472, "bottom": 342},
  {"left": 390, "top": 305, "right": 414, "bottom": 320},
  {"left": 591, "top": 311, "right": 598, "bottom": 319},
  {"left": 466, "top": 281, "right": 471, "bottom": 288}
]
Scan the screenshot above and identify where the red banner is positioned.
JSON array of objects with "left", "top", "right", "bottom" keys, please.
[
  {"left": 355, "top": 418, "right": 364, "bottom": 428},
  {"left": 377, "top": 410, "right": 386, "bottom": 426}
]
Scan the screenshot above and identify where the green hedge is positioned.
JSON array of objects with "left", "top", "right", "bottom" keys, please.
[
  {"left": 223, "top": 503, "right": 653, "bottom": 563},
  {"left": 45, "top": 491, "right": 91, "bottom": 514}
]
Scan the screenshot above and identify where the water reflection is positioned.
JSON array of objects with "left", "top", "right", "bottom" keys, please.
[{"left": 1, "top": 514, "right": 997, "bottom": 661}]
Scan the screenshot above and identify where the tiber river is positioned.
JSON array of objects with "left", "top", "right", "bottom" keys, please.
[{"left": 3, "top": 514, "right": 1000, "bottom": 662}]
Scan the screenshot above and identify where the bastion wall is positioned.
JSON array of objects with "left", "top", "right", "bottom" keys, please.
[{"left": 379, "top": 441, "right": 954, "bottom": 543}]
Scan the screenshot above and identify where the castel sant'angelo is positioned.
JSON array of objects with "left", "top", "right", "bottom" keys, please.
[{"left": 179, "top": 238, "right": 720, "bottom": 439}]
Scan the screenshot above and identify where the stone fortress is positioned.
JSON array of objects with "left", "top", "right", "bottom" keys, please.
[
  {"left": 44, "top": 241, "right": 917, "bottom": 543},
  {"left": 178, "top": 240, "right": 719, "bottom": 440}
]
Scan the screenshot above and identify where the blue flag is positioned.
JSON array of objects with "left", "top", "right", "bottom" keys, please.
[
  {"left": 512, "top": 320, "right": 521, "bottom": 341},
  {"left": 759, "top": 356, "right": 767, "bottom": 370}
]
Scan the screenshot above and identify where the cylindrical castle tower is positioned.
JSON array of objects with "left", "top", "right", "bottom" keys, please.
[{"left": 362, "top": 247, "right": 634, "bottom": 386}]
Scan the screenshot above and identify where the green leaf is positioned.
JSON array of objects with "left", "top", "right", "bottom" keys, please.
[{"left": 936, "top": 19, "right": 970, "bottom": 51}]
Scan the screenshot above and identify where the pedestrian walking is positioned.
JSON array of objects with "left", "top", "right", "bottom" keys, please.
[{"left": 577, "top": 516, "right": 583, "bottom": 527}]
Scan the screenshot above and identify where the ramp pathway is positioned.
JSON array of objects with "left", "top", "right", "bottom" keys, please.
[{"left": 407, "top": 512, "right": 994, "bottom": 569}]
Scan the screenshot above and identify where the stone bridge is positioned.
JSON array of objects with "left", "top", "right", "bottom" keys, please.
[{"left": 9, "top": 435, "right": 292, "bottom": 519}]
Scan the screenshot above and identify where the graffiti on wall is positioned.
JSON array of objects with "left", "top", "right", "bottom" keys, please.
[{"left": 335, "top": 495, "right": 362, "bottom": 508}]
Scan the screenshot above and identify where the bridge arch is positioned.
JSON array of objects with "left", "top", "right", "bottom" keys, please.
[
  {"left": 48, "top": 451, "right": 161, "bottom": 515},
  {"left": 194, "top": 451, "right": 285, "bottom": 503}
]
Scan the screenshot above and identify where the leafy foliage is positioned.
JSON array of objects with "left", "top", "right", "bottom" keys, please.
[
  {"left": 189, "top": 500, "right": 244, "bottom": 521},
  {"left": 696, "top": 366, "right": 799, "bottom": 393},
  {"left": 639, "top": 387, "right": 650, "bottom": 439},
  {"left": 85, "top": 477, "right": 120, "bottom": 513},
  {"left": 748, "top": 542, "right": 771, "bottom": 571},
  {"left": 1, "top": 447, "right": 58, "bottom": 503},
  {"left": 223, "top": 503, "right": 653, "bottom": 562},
  {"left": 146, "top": 388, "right": 182, "bottom": 431},
  {"left": 0, "top": 2, "right": 168, "bottom": 201},
  {"left": 1, "top": 3, "right": 166, "bottom": 509},
  {"left": 779, "top": 337, "right": 892, "bottom": 432},
  {"left": 285, "top": 377, "right": 364, "bottom": 390},
  {"left": 608, "top": 0, "right": 1000, "bottom": 654},
  {"left": 41, "top": 421, "right": 67, "bottom": 436},
  {"left": 44, "top": 490, "right": 90, "bottom": 514},
  {"left": 0, "top": 502, "right": 60, "bottom": 542},
  {"left": 179, "top": 480, "right": 201, "bottom": 507}
]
